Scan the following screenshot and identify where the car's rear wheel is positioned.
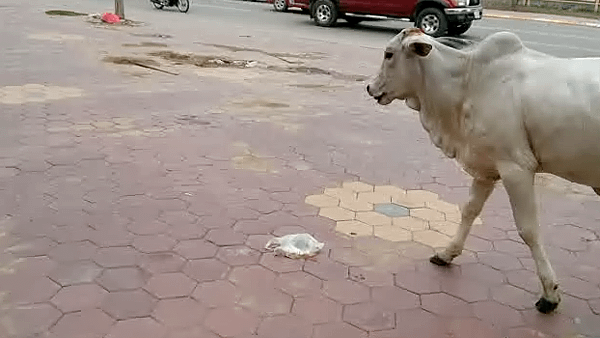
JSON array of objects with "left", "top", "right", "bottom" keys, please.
[
  {"left": 313, "top": 0, "right": 338, "bottom": 27},
  {"left": 416, "top": 7, "right": 447, "bottom": 37},
  {"left": 447, "top": 21, "right": 472, "bottom": 36},
  {"left": 274, "top": 0, "right": 288, "bottom": 12}
]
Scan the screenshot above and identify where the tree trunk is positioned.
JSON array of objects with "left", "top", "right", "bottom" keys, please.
[{"left": 115, "top": 0, "right": 125, "bottom": 19}]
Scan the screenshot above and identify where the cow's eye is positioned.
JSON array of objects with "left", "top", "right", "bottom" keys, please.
[{"left": 384, "top": 52, "right": 393, "bottom": 60}]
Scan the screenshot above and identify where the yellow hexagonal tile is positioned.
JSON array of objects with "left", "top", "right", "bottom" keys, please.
[
  {"left": 324, "top": 187, "right": 356, "bottom": 201},
  {"left": 410, "top": 208, "right": 445, "bottom": 222},
  {"left": 391, "top": 193, "right": 426, "bottom": 209},
  {"left": 374, "top": 225, "right": 412, "bottom": 242},
  {"left": 426, "top": 200, "right": 460, "bottom": 215},
  {"left": 413, "top": 230, "right": 451, "bottom": 248},
  {"left": 336, "top": 220, "right": 373, "bottom": 237},
  {"left": 356, "top": 211, "right": 392, "bottom": 227},
  {"left": 444, "top": 212, "right": 483, "bottom": 225},
  {"left": 374, "top": 185, "right": 406, "bottom": 199},
  {"left": 443, "top": 210, "right": 462, "bottom": 223},
  {"left": 392, "top": 217, "right": 429, "bottom": 231},
  {"left": 429, "top": 221, "right": 459, "bottom": 237},
  {"left": 342, "top": 181, "right": 374, "bottom": 193},
  {"left": 308, "top": 181, "right": 485, "bottom": 242},
  {"left": 319, "top": 207, "right": 355, "bottom": 221},
  {"left": 406, "top": 190, "right": 439, "bottom": 203},
  {"left": 305, "top": 194, "right": 339, "bottom": 208},
  {"left": 444, "top": 211, "right": 460, "bottom": 224},
  {"left": 357, "top": 191, "right": 392, "bottom": 204},
  {"left": 339, "top": 198, "right": 373, "bottom": 212}
]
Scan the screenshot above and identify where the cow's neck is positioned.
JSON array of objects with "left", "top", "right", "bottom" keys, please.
[{"left": 414, "top": 46, "right": 470, "bottom": 159}]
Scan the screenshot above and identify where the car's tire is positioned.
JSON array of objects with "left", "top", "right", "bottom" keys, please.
[
  {"left": 345, "top": 16, "right": 363, "bottom": 25},
  {"left": 177, "top": 0, "right": 190, "bottom": 12},
  {"left": 447, "top": 21, "right": 472, "bottom": 36},
  {"left": 274, "top": 0, "right": 288, "bottom": 12},
  {"left": 313, "top": 0, "right": 338, "bottom": 27},
  {"left": 416, "top": 7, "right": 447, "bottom": 37}
]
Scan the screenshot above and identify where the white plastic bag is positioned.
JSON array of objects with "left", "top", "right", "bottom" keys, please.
[{"left": 265, "top": 233, "right": 324, "bottom": 259}]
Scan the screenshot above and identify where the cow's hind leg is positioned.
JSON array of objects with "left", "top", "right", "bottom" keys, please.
[
  {"left": 498, "top": 161, "right": 560, "bottom": 313},
  {"left": 430, "top": 178, "right": 495, "bottom": 266}
]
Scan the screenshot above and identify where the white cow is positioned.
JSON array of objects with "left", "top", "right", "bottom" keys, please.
[{"left": 367, "top": 28, "right": 600, "bottom": 313}]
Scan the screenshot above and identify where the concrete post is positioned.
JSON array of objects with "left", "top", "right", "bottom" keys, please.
[{"left": 115, "top": 0, "right": 125, "bottom": 19}]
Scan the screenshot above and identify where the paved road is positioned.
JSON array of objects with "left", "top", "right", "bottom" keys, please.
[{"left": 119, "top": 0, "right": 600, "bottom": 58}]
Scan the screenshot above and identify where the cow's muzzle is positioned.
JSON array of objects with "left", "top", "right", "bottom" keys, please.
[
  {"left": 366, "top": 84, "right": 375, "bottom": 96},
  {"left": 366, "top": 84, "right": 388, "bottom": 104},
  {"left": 366, "top": 84, "right": 382, "bottom": 99}
]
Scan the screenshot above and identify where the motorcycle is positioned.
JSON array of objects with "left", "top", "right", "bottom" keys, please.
[{"left": 150, "top": 0, "right": 190, "bottom": 13}]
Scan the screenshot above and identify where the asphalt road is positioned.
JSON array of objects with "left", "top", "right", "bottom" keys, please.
[{"left": 113, "top": 0, "right": 600, "bottom": 58}]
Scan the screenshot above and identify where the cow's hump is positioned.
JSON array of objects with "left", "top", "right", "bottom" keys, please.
[{"left": 474, "top": 32, "right": 525, "bottom": 64}]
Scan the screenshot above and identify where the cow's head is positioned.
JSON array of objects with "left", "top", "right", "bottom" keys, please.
[{"left": 367, "top": 28, "right": 433, "bottom": 106}]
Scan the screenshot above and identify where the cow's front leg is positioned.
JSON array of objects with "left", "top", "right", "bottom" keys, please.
[
  {"left": 498, "top": 161, "right": 560, "bottom": 313},
  {"left": 430, "top": 178, "right": 495, "bottom": 266}
]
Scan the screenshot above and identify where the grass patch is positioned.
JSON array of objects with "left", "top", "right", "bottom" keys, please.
[
  {"left": 45, "top": 10, "right": 87, "bottom": 16},
  {"left": 485, "top": 0, "right": 600, "bottom": 19}
]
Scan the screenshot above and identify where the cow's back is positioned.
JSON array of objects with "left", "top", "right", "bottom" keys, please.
[{"left": 471, "top": 32, "right": 528, "bottom": 65}]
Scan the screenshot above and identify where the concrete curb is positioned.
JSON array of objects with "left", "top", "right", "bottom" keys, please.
[{"left": 484, "top": 11, "right": 600, "bottom": 28}]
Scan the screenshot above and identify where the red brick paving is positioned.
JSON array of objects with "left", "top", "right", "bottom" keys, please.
[{"left": 0, "top": 1, "right": 599, "bottom": 337}]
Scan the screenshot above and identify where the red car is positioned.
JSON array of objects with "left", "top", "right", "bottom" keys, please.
[
  {"left": 268, "top": 0, "right": 310, "bottom": 12},
  {"left": 271, "top": 0, "right": 482, "bottom": 37}
]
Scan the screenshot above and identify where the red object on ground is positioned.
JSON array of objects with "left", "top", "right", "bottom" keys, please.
[{"left": 101, "top": 12, "right": 121, "bottom": 24}]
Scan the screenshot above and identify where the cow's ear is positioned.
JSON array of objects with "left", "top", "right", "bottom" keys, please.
[{"left": 409, "top": 42, "right": 432, "bottom": 57}]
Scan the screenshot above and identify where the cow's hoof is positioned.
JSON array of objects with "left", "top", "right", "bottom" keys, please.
[
  {"left": 535, "top": 297, "right": 559, "bottom": 314},
  {"left": 429, "top": 254, "right": 450, "bottom": 266}
]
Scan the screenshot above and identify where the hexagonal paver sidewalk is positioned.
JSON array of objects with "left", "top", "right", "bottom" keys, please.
[{"left": 307, "top": 182, "right": 482, "bottom": 249}]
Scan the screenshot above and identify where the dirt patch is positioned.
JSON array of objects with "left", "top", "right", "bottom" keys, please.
[
  {"left": 268, "top": 65, "right": 367, "bottom": 82},
  {"left": 149, "top": 51, "right": 257, "bottom": 68},
  {"left": 45, "top": 10, "right": 87, "bottom": 16},
  {"left": 197, "top": 42, "right": 327, "bottom": 64},
  {"left": 103, "top": 56, "right": 159, "bottom": 67},
  {"left": 123, "top": 42, "right": 168, "bottom": 48},
  {"left": 103, "top": 56, "right": 178, "bottom": 75},
  {"left": 289, "top": 83, "right": 344, "bottom": 89},
  {"left": 175, "top": 114, "right": 213, "bottom": 125},
  {"left": 200, "top": 43, "right": 326, "bottom": 59},
  {"left": 131, "top": 33, "right": 173, "bottom": 39},
  {"left": 233, "top": 99, "right": 290, "bottom": 109},
  {"left": 290, "top": 84, "right": 328, "bottom": 88},
  {"left": 151, "top": 50, "right": 366, "bottom": 81},
  {"left": 106, "top": 48, "right": 365, "bottom": 82}
]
